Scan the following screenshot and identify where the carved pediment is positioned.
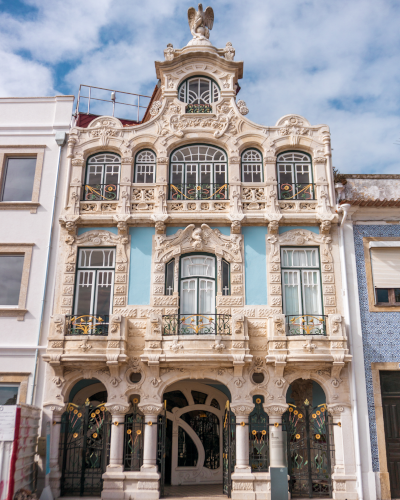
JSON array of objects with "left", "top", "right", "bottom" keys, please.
[{"left": 155, "top": 224, "right": 242, "bottom": 263}]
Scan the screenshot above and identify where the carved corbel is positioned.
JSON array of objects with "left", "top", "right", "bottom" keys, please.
[
  {"left": 106, "top": 403, "right": 131, "bottom": 417},
  {"left": 114, "top": 215, "right": 130, "bottom": 236},
  {"left": 331, "top": 353, "right": 345, "bottom": 380},
  {"left": 60, "top": 215, "right": 80, "bottom": 239},
  {"left": 263, "top": 404, "right": 288, "bottom": 417},
  {"left": 146, "top": 313, "right": 163, "bottom": 340},
  {"left": 268, "top": 219, "right": 279, "bottom": 235},
  {"left": 155, "top": 221, "right": 166, "bottom": 234},
  {"left": 231, "top": 220, "right": 241, "bottom": 234},
  {"left": 232, "top": 313, "right": 246, "bottom": 339},
  {"left": 231, "top": 404, "right": 254, "bottom": 417}
]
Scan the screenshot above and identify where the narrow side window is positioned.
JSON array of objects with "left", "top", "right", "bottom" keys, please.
[{"left": 165, "top": 260, "right": 174, "bottom": 295}]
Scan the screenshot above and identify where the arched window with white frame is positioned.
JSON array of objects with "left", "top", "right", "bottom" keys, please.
[
  {"left": 178, "top": 76, "right": 220, "bottom": 112},
  {"left": 169, "top": 145, "right": 228, "bottom": 200},
  {"left": 241, "top": 149, "right": 263, "bottom": 182},
  {"left": 134, "top": 150, "right": 156, "bottom": 183},
  {"left": 84, "top": 153, "right": 120, "bottom": 201},
  {"left": 277, "top": 151, "right": 314, "bottom": 200}
]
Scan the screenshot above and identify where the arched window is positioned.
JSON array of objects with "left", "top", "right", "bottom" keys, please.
[
  {"left": 134, "top": 150, "right": 156, "bottom": 183},
  {"left": 84, "top": 153, "right": 120, "bottom": 201},
  {"left": 169, "top": 145, "right": 228, "bottom": 200},
  {"left": 241, "top": 149, "right": 263, "bottom": 182},
  {"left": 178, "top": 76, "right": 220, "bottom": 105},
  {"left": 277, "top": 152, "right": 314, "bottom": 200}
]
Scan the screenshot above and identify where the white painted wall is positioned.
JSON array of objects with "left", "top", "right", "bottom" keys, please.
[{"left": 0, "top": 96, "right": 74, "bottom": 407}]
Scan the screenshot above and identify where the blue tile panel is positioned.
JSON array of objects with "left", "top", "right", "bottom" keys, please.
[
  {"left": 353, "top": 224, "right": 400, "bottom": 471},
  {"left": 242, "top": 226, "right": 268, "bottom": 305},
  {"left": 128, "top": 227, "right": 155, "bottom": 305}
]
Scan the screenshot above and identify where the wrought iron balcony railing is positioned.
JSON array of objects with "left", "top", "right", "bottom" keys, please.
[
  {"left": 162, "top": 314, "right": 231, "bottom": 335},
  {"left": 185, "top": 104, "right": 212, "bottom": 113},
  {"left": 169, "top": 183, "right": 229, "bottom": 201},
  {"left": 82, "top": 184, "right": 119, "bottom": 201},
  {"left": 278, "top": 183, "right": 315, "bottom": 200},
  {"left": 66, "top": 315, "right": 110, "bottom": 336},
  {"left": 285, "top": 315, "right": 327, "bottom": 336}
]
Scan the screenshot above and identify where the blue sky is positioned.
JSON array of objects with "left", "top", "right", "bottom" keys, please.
[{"left": 0, "top": 0, "right": 399, "bottom": 173}]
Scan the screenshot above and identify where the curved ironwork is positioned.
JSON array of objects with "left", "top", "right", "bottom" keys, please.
[
  {"left": 169, "top": 183, "right": 228, "bottom": 200},
  {"left": 284, "top": 402, "right": 334, "bottom": 497},
  {"left": 286, "top": 315, "right": 327, "bottom": 336},
  {"left": 123, "top": 399, "right": 144, "bottom": 471},
  {"left": 249, "top": 397, "right": 269, "bottom": 472},
  {"left": 162, "top": 314, "right": 231, "bottom": 335},
  {"left": 66, "top": 315, "right": 110, "bottom": 336},
  {"left": 83, "top": 183, "right": 119, "bottom": 201},
  {"left": 279, "top": 182, "right": 315, "bottom": 200},
  {"left": 60, "top": 401, "right": 111, "bottom": 496}
]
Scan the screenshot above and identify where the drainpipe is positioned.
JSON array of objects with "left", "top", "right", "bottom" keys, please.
[
  {"left": 336, "top": 198, "right": 363, "bottom": 500},
  {"left": 30, "top": 131, "right": 66, "bottom": 405}
]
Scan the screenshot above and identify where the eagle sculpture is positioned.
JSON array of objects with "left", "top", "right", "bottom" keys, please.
[{"left": 188, "top": 4, "right": 214, "bottom": 40}]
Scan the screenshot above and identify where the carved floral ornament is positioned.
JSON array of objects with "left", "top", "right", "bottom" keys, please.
[{"left": 154, "top": 224, "right": 242, "bottom": 264}]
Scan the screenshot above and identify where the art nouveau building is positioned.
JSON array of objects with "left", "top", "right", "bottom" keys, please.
[{"left": 42, "top": 26, "right": 359, "bottom": 500}]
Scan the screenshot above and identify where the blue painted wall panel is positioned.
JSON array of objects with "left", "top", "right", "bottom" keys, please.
[
  {"left": 242, "top": 226, "right": 268, "bottom": 305},
  {"left": 77, "top": 227, "right": 118, "bottom": 235},
  {"left": 279, "top": 226, "right": 319, "bottom": 234},
  {"left": 128, "top": 227, "right": 155, "bottom": 305}
]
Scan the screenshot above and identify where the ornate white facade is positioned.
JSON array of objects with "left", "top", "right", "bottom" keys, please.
[{"left": 42, "top": 23, "right": 359, "bottom": 500}]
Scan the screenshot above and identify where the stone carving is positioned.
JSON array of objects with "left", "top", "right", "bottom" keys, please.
[
  {"left": 150, "top": 101, "right": 162, "bottom": 116},
  {"left": 278, "top": 115, "right": 310, "bottom": 144},
  {"left": 138, "top": 482, "right": 158, "bottom": 490},
  {"left": 222, "top": 41, "right": 235, "bottom": 61},
  {"left": 164, "top": 43, "right": 175, "bottom": 61},
  {"left": 153, "top": 296, "right": 178, "bottom": 306},
  {"left": 139, "top": 404, "right": 163, "bottom": 415},
  {"left": 236, "top": 100, "right": 249, "bottom": 115},
  {"left": 155, "top": 224, "right": 242, "bottom": 263},
  {"left": 170, "top": 340, "right": 184, "bottom": 352},
  {"left": 232, "top": 482, "right": 253, "bottom": 491},
  {"left": 90, "top": 120, "right": 119, "bottom": 146},
  {"left": 187, "top": 4, "right": 214, "bottom": 41}
]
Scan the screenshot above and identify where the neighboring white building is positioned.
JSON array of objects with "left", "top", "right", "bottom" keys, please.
[{"left": 0, "top": 96, "right": 74, "bottom": 495}]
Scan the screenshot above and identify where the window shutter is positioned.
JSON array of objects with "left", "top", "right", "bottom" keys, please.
[{"left": 370, "top": 248, "right": 400, "bottom": 288}]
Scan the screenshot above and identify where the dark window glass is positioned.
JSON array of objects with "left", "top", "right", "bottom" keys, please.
[
  {"left": 252, "top": 169, "right": 261, "bottom": 182},
  {"left": 381, "top": 372, "right": 400, "bottom": 394},
  {"left": 222, "top": 260, "right": 230, "bottom": 295},
  {"left": 166, "top": 261, "right": 174, "bottom": 295},
  {"left": 130, "top": 372, "right": 142, "bottom": 384},
  {"left": 210, "top": 398, "right": 220, "bottom": 409},
  {"left": 0, "top": 386, "right": 18, "bottom": 405},
  {"left": 192, "top": 391, "right": 207, "bottom": 405},
  {"left": 395, "top": 289, "right": 400, "bottom": 302},
  {"left": 164, "top": 390, "right": 189, "bottom": 412},
  {"left": 252, "top": 372, "right": 265, "bottom": 384},
  {"left": 243, "top": 171, "right": 252, "bottom": 182},
  {"left": 376, "top": 288, "right": 389, "bottom": 302},
  {"left": 0, "top": 255, "right": 24, "bottom": 305},
  {"left": 2, "top": 158, "right": 36, "bottom": 201},
  {"left": 178, "top": 427, "right": 198, "bottom": 466}
]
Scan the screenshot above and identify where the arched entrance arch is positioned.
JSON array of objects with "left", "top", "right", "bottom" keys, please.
[
  {"left": 59, "top": 378, "right": 111, "bottom": 497},
  {"left": 161, "top": 380, "right": 229, "bottom": 486},
  {"left": 284, "top": 379, "right": 334, "bottom": 498}
]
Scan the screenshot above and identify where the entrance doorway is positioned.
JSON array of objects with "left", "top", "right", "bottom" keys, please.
[
  {"left": 158, "top": 381, "right": 230, "bottom": 496},
  {"left": 60, "top": 379, "right": 110, "bottom": 497},
  {"left": 381, "top": 371, "right": 400, "bottom": 498},
  {"left": 284, "top": 379, "right": 334, "bottom": 498}
]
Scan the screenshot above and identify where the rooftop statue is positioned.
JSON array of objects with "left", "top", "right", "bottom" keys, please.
[{"left": 188, "top": 4, "right": 214, "bottom": 42}]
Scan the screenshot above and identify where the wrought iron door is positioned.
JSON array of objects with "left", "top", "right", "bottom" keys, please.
[
  {"left": 249, "top": 397, "right": 269, "bottom": 472},
  {"left": 284, "top": 403, "right": 334, "bottom": 498},
  {"left": 123, "top": 399, "right": 144, "bottom": 471},
  {"left": 223, "top": 401, "right": 236, "bottom": 497},
  {"left": 157, "top": 405, "right": 167, "bottom": 498},
  {"left": 60, "top": 402, "right": 111, "bottom": 496}
]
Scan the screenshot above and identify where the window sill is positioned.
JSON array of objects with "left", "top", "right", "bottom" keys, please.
[
  {"left": 0, "top": 308, "right": 28, "bottom": 321},
  {"left": 0, "top": 202, "right": 40, "bottom": 214},
  {"left": 369, "top": 303, "right": 400, "bottom": 312}
]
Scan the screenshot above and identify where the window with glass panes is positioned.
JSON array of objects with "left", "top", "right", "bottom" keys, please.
[
  {"left": 180, "top": 255, "right": 216, "bottom": 318},
  {"left": 74, "top": 248, "right": 115, "bottom": 319},
  {"left": 170, "top": 145, "right": 228, "bottom": 200},
  {"left": 277, "top": 152, "right": 314, "bottom": 200},
  {"left": 241, "top": 149, "right": 263, "bottom": 182},
  {"left": 281, "top": 248, "right": 322, "bottom": 318},
  {"left": 135, "top": 150, "right": 156, "bottom": 183},
  {"left": 1, "top": 157, "right": 36, "bottom": 201},
  {"left": 178, "top": 77, "right": 220, "bottom": 104},
  {"left": 84, "top": 153, "right": 120, "bottom": 201}
]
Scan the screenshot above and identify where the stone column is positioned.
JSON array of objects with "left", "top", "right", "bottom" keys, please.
[
  {"left": 45, "top": 404, "right": 66, "bottom": 499},
  {"left": 102, "top": 404, "right": 130, "bottom": 500},
  {"left": 107, "top": 404, "right": 131, "bottom": 470},
  {"left": 264, "top": 404, "right": 288, "bottom": 468},
  {"left": 231, "top": 404, "right": 255, "bottom": 500},
  {"left": 328, "top": 404, "right": 358, "bottom": 499}
]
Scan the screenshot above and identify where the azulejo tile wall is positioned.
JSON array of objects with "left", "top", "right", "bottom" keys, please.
[{"left": 354, "top": 224, "right": 400, "bottom": 471}]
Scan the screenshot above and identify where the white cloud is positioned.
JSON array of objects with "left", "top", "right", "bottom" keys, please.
[{"left": 0, "top": 0, "right": 399, "bottom": 172}]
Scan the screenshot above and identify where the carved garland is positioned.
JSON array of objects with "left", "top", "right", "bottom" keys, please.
[
  {"left": 61, "top": 230, "right": 129, "bottom": 315},
  {"left": 266, "top": 229, "right": 336, "bottom": 315}
]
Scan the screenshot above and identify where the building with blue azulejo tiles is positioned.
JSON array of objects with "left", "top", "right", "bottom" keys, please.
[
  {"left": 41, "top": 6, "right": 361, "bottom": 500},
  {"left": 339, "top": 175, "right": 400, "bottom": 500}
]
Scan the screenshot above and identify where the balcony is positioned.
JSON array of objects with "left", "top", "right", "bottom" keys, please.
[
  {"left": 278, "top": 183, "right": 315, "bottom": 201},
  {"left": 66, "top": 314, "right": 110, "bottom": 336},
  {"left": 162, "top": 314, "right": 231, "bottom": 335},
  {"left": 185, "top": 104, "right": 213, "bottom": 114},
  {"left": 285, "top": 315, "right": 327, "bottom": 336},
  {"left": 169, "top": 183, "right": 229, "bottom": 201},
  {"left": 82, "top": 184, "right": 119, "bottom": 201}
]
